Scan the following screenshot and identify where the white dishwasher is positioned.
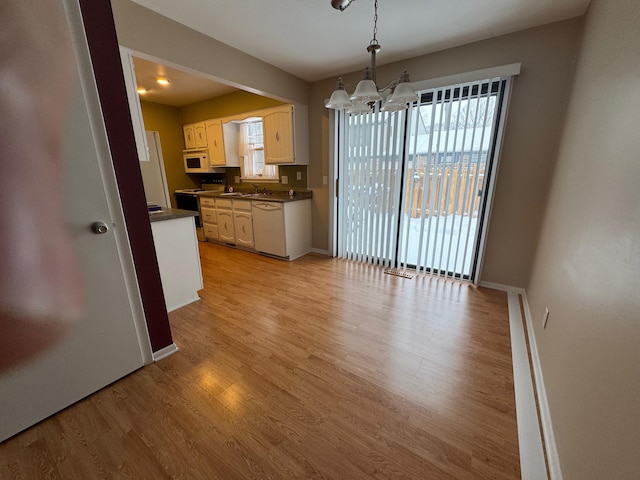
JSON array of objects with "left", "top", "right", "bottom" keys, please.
[{"left": 252, "top": 201, "right": 286, "bottom": 257}]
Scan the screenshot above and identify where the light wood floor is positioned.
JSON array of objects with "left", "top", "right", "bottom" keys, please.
[{"left": 0, "top": 243, "right": 520, "bottom": 479}]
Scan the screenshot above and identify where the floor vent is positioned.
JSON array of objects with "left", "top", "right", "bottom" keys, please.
[{"left": 384, "top": 268, "right": 415, "bottom": 279}]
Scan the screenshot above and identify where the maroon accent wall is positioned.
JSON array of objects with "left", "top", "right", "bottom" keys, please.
[{"left": 77, "top": 0, "right": 173, "bottom": 352}]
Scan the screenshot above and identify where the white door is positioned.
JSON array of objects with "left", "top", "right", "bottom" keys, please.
[
  {"left": 140, "top": 131, "right": 171, "bottom": 208},
  {"left": 0, "top": 0, "right": 151, "bottom": 442}
]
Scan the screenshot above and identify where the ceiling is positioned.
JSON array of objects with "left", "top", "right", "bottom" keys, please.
[
  {"left": 132, "top": 56, "right": 238, "bottom": 107},
  {"left": 130, "top": 0, "right": 590, "bottom": 106}
]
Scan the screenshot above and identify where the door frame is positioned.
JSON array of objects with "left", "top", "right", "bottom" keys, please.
[
  {"left": 77, "top": 0, "right": 173, "bottom": 352},
  {"left": 330, "top": 64, "right": 520, "bottom": 282}
]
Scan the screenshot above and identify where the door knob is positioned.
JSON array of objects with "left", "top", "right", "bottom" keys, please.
[{"left": 91, "top": 221, "right": 109, "bottom": 234}]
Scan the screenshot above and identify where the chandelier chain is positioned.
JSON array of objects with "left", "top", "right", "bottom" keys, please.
[
  {"left": 325, "top": 0, "right": 417, "bottom": 111},
  {"left": 371, "top": 0, "right": 378, "bottom": 45}
]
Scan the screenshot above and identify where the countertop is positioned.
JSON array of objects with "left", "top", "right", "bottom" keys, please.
[
  {"left": 197, "top": 190, "right": 312, "bottom": 203},
  {"left": 149, "top": 208, "right": 199, "bottom": 223}
]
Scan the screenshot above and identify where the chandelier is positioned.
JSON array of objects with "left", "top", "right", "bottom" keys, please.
[{"left": 326, "top": 0, "right": 418, "bottom": 112}]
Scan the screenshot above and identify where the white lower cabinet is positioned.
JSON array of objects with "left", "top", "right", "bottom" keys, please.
[
  {"left": 233, "top": 213, "right": 254, "bottom": 247},
  {"left": 201, "top": 195, "right": 310, "bottom": 260},
  {"left": 151, "top": 216, "right": 203, "bottom": 312},
  {"left": 233, "top": 200, "right": 254, "bottom": 248},
  {"left": 217, "top": 209, "right": 235, "bottom": 243},
  {"left": 203, "top": 223, "right": 218, "bottom": 240},
  {"left": 200, "top": 196, "right": 218, "bottom": 241}
]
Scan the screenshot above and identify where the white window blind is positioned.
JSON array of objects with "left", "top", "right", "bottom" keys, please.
[
  {"left": 398, "top": 79, "right": 504, "bottom": 279},
  {"left": 337, "top": 107, "right": 406, "bottom": 266}
]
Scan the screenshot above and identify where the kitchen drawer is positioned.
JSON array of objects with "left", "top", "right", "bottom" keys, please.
[
  {"left": 201, "top": 206, "right": 217, "bottom": 224},
  {"left": 203, "top": 223, "right": 218, "bottom": 241},
  {"left": 216, "top": 198, "right": 233, "bottom": 210},
  {"left": 200, "top": 196, "right": 216, "bottom": 208},
  {"left": 233, "top": 200, "right": 252, "bottom": 212}
]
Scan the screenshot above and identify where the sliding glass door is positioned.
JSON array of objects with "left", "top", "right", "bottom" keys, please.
[{"left": 336, "top": 77, "right": 511, "bottom": 282}]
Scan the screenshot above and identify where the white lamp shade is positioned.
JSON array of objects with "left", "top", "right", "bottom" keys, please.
[
  {"left": 347, "top": 101, "right": 373, "bottom": 114},
  {"left": 326, "top": 88, "right": 354, "bottom": 109},
  {"left": 381, "top": 100, "right": 408, "bottom": 112},
  {"left": 386, "top": 82, "right": 418, "bottom": 104},
  {"left": 351, "top": 79, "right": 382, "bottom": 103}
]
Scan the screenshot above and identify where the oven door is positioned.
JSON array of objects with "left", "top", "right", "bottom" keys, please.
[{"left": 174, "top": 192, "right": 201, "bottom": 227}]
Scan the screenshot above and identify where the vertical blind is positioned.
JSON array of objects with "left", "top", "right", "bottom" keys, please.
[
  {"left": 336, "top": 77, "right": 509, "bottom": 281},
  {"left": 336, "top": 106, "right": 407, "bottom": 267}
]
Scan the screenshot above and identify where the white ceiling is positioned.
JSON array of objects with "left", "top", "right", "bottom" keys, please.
[
  {"left": 129, "top": 0, "right": 590, "bottom": 105},
  {"left": 132, "top": 56, "right": 238, "bottom": 107}
]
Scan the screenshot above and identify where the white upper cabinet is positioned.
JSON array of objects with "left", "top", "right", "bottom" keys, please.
[
  {"left": 194, "top": 122, "right": 207, "bottom": 148},
  {"left": 263, "top": 104, "right": 308, "bottom": 165},
  {"left": 183, "top": 124, "right": 196, "bottom": 149},
  {"left": 205, "top": 119, "right": 225, "bottom": 165},
  {"left": 181, "top": 103, "right": 307, "bottom": 165},
  {"left": 263, "top": 106, "right": 293, "bottom": 164},
  {"left": 183, "top": 121, "right": 207, "bottom": 149},
  {"left": 182, "top": 119, "right": 240, "bottom": 166}
]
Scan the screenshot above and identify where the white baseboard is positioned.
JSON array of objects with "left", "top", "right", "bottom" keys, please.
[
  {"left": 310, "top": 248, "right": 331, "bottom": 256},
  {"left": 152, "top": 343, "right": 179, "bottom": 362},
  {"left": 479, "top": 280, "right": 525, "bottom": 294},
  {"left": 507, "top": 292, "right": 547, "bottom": 479},
  {"left": 520, "top": 293, "right": 564, "bottom": 480},
  {"left": 167, "top": 295, "right": 201, "bottom": 313}
]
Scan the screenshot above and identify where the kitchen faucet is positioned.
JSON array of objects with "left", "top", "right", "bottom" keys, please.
[{"left": 252, "top": 183, "right": 259, "bottom": 193}]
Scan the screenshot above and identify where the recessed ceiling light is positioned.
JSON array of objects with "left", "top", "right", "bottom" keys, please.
[
  {"left": 136, "top": 87, "right": 148, "bottom": 94},
  {"left": 156, "top": 77, "right": 170, "bottom": 86}
]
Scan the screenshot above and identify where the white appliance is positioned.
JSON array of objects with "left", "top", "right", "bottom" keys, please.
[
  {"left": 183, "top": 149, "right": 219, "bottom": 174},
  {"left": 140, "top": 131, "right": 171, "bottom": 207},
  {"left": 252, "top": 201, "right": 286, "bottom": 257}
]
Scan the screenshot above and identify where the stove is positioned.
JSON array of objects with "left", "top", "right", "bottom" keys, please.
[
  {"left": 174, "top": 190, "right": 203, "bottom": 226},
  {"left": 174, "top": 189, "right": 205, "bottom": 194}
]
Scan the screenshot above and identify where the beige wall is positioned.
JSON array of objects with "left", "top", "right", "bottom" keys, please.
[
  {"left": 526, "top": 0, "right": 640, "bottom": 477},
  {"left": 179, "top": 90, "right": 283, "bottom": 125},
  {"left": 140, "top": 101, "right": 198, "bottom": 207},
  {"left": 310, "top": 19, "right": 584, "bottom": 283}
]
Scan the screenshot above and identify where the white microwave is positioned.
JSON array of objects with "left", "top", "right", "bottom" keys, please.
[{"left": 183, "top": 149, "right": 215, "bottom": 173}]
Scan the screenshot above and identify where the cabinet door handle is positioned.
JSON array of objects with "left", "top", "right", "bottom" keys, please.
[
  {"left": 214, "top": 140, "right": 217, "bottom": 148},
  {"left": 275, "top": 131, "right": 279, "bottom": 142}
]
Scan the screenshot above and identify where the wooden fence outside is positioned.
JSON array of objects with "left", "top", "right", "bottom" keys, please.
[{"left": 404, "top": 163, "right": 485, "bottom": 218}]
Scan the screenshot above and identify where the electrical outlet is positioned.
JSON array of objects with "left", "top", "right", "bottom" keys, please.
[
  {"left": 281, "top": 175, "right": 288, "bottom": 184},
  {"left": 296, "top": 171, "right": 302, "bottom": 181},
  {"left": 543, "top": 307, "right": 550, "bottom": 329},
  {"left": 234, "top": 176, "right": 240, "bottom": 184},
  {"left": 323, "top": 176, "right": 328, "bottom": 185}
]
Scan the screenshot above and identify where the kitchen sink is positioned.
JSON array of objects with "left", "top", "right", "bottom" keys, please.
[{"left": 219, "top": 192, "right": 274, "bottom": 198}]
